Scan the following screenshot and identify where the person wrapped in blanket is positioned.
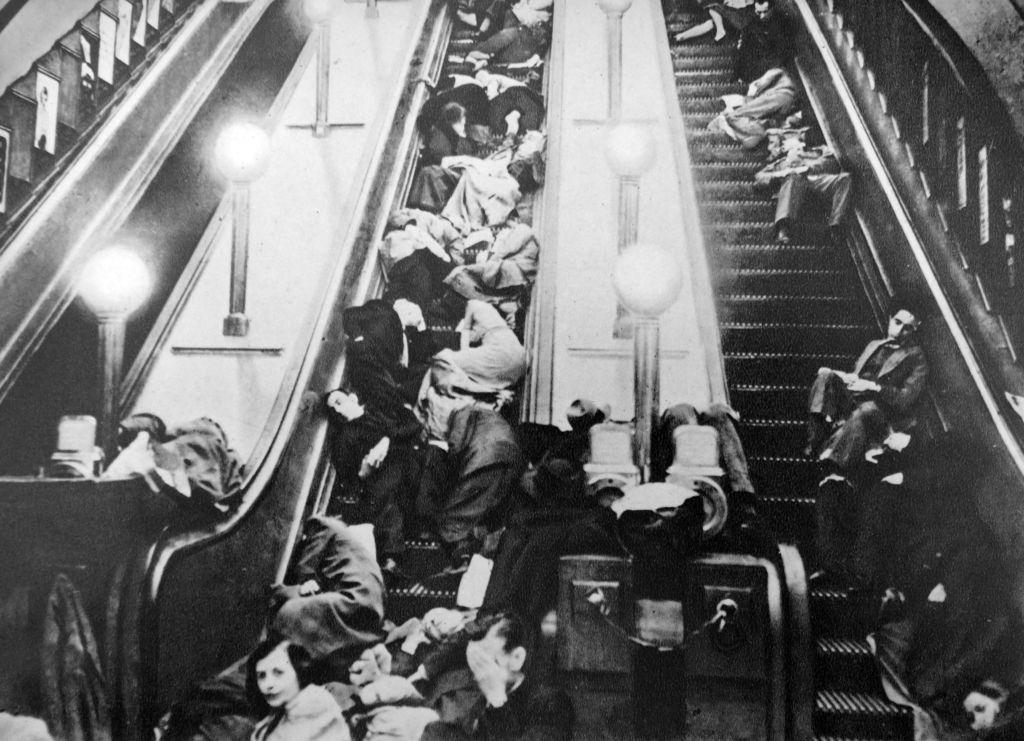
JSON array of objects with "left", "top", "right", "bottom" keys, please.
[
  {"left": 103, "top": 412, "right": 245, "bottom": 512},
  {"left": 708, "top": 67, "right": 798, "bottom": 149}
]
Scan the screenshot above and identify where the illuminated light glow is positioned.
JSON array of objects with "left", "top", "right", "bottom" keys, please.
[
  {"left": 214, "top": 121, "right": 271, "bottom": 183},
  {"left": 79, "top": 247, "right": 152, "bottom": 317},
  {"left": 302, "top": 0, "right": 334, "bottom": 23},
  {"left": 604, "top": 122, "right": 656, "bottom": 179},
  {"left": 595, "top": 0, "right": 634, "bottom": 14},
  {"left": 613, "top": 243, "right": 683, "bottom": 317}
]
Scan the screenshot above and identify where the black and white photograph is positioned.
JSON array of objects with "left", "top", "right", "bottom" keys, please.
[{"left": 0, "top": 1, "right": 1022, "bottom": 740}]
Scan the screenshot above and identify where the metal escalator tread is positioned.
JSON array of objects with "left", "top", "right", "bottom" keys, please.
[
  {"left": 815, "top": 690, "right": 913, "bottom": 718},
  {"left": 817, "top": 637, "right": 872, "bottom": 658}
]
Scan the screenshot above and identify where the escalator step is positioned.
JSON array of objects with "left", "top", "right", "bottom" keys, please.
[
  {"left": 815, "top": 737, "right": 893, "bottom": 741},
  {"left": 760, "top": 494, "right": 816, "bottom": 542},
  {"left": 697, "top": 179, "right": 769, "bottom": 199},
  {"left": 690, "top": 146, "right": 766, "bottom": 164},
  {"left": 734, "top": 418, "right": 805, "bottom": 457},
  {"left": 707, "top": 220, "right": 776, "bottom": 241},
  {"left": 725, "top": 351, "right": 857, "bottom": 385},
  {"left": 672, "top": 55, "right": 734, "bottom": 72},
  {"left": 680, "top": 96, "right": 727, "bottom": 114},
  {"left": 684, "top": 112, "right": 717, "bottom": 129},
  {"left": 667, "top": 40, "right": 735, "bottom": 57},
  {"left": 719, "top": 295, "right": 867, "bottom": 323},
  {"left": 385, "top": 585, "right": 458, "bottom": 624},
  {"left": 675, "top": 67, "right": 734, "bottom": 82},
  {"left": 677, "top": 81, "right": 746, "bottom": 98},
  {"left": 817, "top": 637, "right": 880, "bottom": 693},
  {"left": 814, "top": 690, "right": 913, "bottom": 739},
  {"left": 702, "top": 199, "right": 777, "bottom": 222},
  {"left": 693, "top": 162, "right": 762, "bottom": 180},
  {"left": 721, "top": 323, "right": 874, "bottom": 354},
  {"left": 748, "top": 455, "right": 820, "bottom": 494},
  {"left": 729, "top": 383, "right": 807, "bottom": 419},
  {"left": 718, "top": 268, "right": 857, "bottom": 296},
  {"left": 713, "top": 243, "right": 842, "bottom": 269},
  {"left": 810, "top": 588, "right": 879, "bottom": 637}
]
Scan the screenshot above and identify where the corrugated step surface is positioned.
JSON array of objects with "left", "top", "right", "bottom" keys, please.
[{"left": 667, "top": 16, "right": 907, "bottom": 740}]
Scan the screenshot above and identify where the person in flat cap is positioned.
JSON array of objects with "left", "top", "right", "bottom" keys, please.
[{"left": 516, "top": 398, "right": 610, "bottom": 466}]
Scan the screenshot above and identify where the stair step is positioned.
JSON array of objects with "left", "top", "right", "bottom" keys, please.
[
  {"left": 672, "top": 55, "right": 734, "bottom": 73},
  {"left": 718, "top": 268, "right": 859, "bottom": 296},
  {"left": 690, "top": 145, "right": 766, "bottom": 164},
  {"left": 725, "top": 351, "right": 857, "bottom": 385},
  {"left": 721, "top": 323, "right": 875, "bottom": 354},
  {"left": 684, "top": 112, "right": 718, "bottom": 129},
  {"left": 675, "top": 67, "right": 734, "bottom": 82},
  {"left": 702, "top": 199, "right": 776, "bottom": 222},
  {"left": 697, "top": 180, "right": 769, "bottom": 199},
  {"left": 817, "top": 637, "right": 880, "bottom": 693},
  {"left": 748, "top": 455, "right": 821, "bottom": 496},
  {"left": 679, "top": 95, "right": 727, "bottom": 114},
  {"left": 713, "top": 243, "right": 843, "bottom": 270},
  {"left": 386, "top": 584, "right": 458, "bottom": 624},
  {"left": 814, "top": 690, "right": 913, "bottom": 739},
  {"left": 730, "top": 384, "right": 807, "bottom": 419},
  {"left": 693, "top": 161, "right": 762, "bottom": 180},
  {"left": 718, "top": 295, "right": 868, "bottom": 324},
  {"left": 677, "top": 81, "right": 746, "bottom": 99},
  {"left": 706, "top": 220, "right": 776, "bottom": 241},
  {"left": 760, "top": 494, "right": 816, "bottom": 543},
  {"left": 810, "top": 588, "right": 879, "bottom": 637},
  {"left": 667, "top": 40, "right": 736, "bottom": 58},
  {"left": 734, "top": 417, "right": 805, "bottom": 458}
]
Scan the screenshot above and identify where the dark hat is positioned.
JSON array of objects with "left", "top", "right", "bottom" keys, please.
[
  {"left": 566, "top": 398, "right": 610, "bottom": 431},
  {"left": 522, "top": 455, "right": 586, "bottom": 503}
]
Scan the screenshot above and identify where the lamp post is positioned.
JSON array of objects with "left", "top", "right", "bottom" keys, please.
[
  {"left": 214, "top": 120, "right": 271, "bottom": 337},
  {"left": 303, "top": 0, "right": 334, "bottom": 137},
  {"left": 595, "top": 0, "right": 634, "bottom": 120},
  {"left": 612, "top": 243, "right": 683, "bottom": 482},
  {"left": 605, "top": 121, "right": 656, "bottom": 337},
  {"left": 78, "top": 248, "right": 152, "bottom": 460}
]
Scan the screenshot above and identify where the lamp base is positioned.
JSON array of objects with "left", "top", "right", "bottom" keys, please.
[{"left": 223, "top": 313, "right": 251, "bottom": 337}]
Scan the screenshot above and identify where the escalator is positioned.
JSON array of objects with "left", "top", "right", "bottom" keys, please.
[{"left": 666, "top": 12, "right": 913, "bottom": 741}]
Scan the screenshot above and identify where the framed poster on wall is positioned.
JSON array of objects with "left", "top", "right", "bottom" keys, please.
[
  {"left": 115, "top": 0, "right": 133, "bottom": 65},
  {"left": 0, "top": 126, "right": 10, "bottom": 215},
  {"left": 34, "top": 70, "right": 60, "bottom": 155},
  {"left": 98, "top": 8, "right": 116, "bottom": 83}
]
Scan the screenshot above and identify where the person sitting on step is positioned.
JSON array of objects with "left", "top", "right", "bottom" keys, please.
[
  {"left": 733, "top": 0, "right": 792, "bottom": 83},
  {"left": 805, "top": 305, "right": 929, "bottom": 471},
  {"left": 754, "top": 124, "right": 852, "bottom": 245},
  {"left": 674, "top": 0, "right": 754, "bottom": 43}
]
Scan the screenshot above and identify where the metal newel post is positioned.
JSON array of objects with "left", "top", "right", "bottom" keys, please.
[
  {"left": 224, "top": 184, "right": 251, "bottom": 336},
  {"left": 96, "top": 314, "right": 126, "bottom": 460},
  {"left": 633, "top": 316, "right": 660, "bottom": 482}
]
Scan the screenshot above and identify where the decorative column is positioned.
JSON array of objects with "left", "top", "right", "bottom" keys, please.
[
  {"left": 303, "top": 0, "right": 335, "bottom": 137},
  {"left": 78, "top": 248, "right": 152, "bottom": 459},
  {"left": 213, "top": 121, "right": 271, "bottom": 337},
  {"left": 612, "top": 243, "right": 683, "bottom": 482},
  {"left": 595, "top": 0, "right": 635, "bottom": 120},
  {"left": 604, "top": 121, "right": 656, "bottom": 338}
]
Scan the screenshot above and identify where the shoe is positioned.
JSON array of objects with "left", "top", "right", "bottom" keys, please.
[{"left": 775, "top": 224, "right": 792, "bottom": 244}]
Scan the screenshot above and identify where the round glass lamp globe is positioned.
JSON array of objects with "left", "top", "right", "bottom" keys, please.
[
  {"left": 79, "top": 248, "right": 152, "bottom": 317},
  {"left": 303, "top": 0, "right": 333, "bottom": 23},
  {"left": 214, "top": 121, "right": 271, "bottom": 183},
  {"left": 595, "top": 0, "right": 634, "bottom": 13},
  {"left": 613, "top": 243, "right": 683, "bottom": 317},
  {"left": 604, "top": 122, "right": 656, "bottom": 179}
]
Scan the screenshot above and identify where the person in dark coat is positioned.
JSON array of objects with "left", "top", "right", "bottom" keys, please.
[
  {"left": 806, "top": 307, "right": 929, "bottom": 471},
  {"left": 428, "top": 406, "right": 525, "bottom": 564},
  {"left": 269, "top": 516, "right": 386, "bottom": 677},
  {"left": 734, "top": 0, "right": 792, "bottom": 83},
  {"left": 163, "top": 417, "right": 246, "bottom": 511},
  {"left": 410, "top": 102, "right": 481, "bottom": 213},
  {"left": 324, "top": 389, "right": 425, "bottom": 569},
  {"left": 343, "top": 300, "right": 423, "bottom": 413}
]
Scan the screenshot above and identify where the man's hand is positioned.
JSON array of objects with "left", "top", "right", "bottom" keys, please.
[
  {"left": 466, "top": 641, "right": 508, "bottom": 708},
  {"left": 298, "top": 579, "right": 321, "bottom": 596},
  {"left": 359, "top": 437, "right": 390, "bottom": 479},
  {"left": 846, "top": 378, "right": 880, "bottom": 394}
]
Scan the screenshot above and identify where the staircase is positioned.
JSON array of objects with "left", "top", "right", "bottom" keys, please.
[{"left": 666, "top": 13, "right": 913, "bottom": 741}]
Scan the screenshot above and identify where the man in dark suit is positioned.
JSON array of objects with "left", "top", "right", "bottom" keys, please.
[
  {"left": 806, "top": 306, "right": 929, "bottom": 581},
  {"left": 806, "top": 307, "right": 929, "bottom": 469}
]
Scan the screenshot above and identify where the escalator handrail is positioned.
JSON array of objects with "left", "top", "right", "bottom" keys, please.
[
  {"left": 790, "top": 0, "right": 1024, "bottom": 479},
  {"left": 140, "top": 0, "right": 452, "bottom": 605}
]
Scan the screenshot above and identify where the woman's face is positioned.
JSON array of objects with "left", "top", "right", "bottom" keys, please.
[
  {"left": 255, "top": 643, "right": 301, "bottom": 709},
  {"left": 327, "top": 391, "right": 364, "bottom": 420}
]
